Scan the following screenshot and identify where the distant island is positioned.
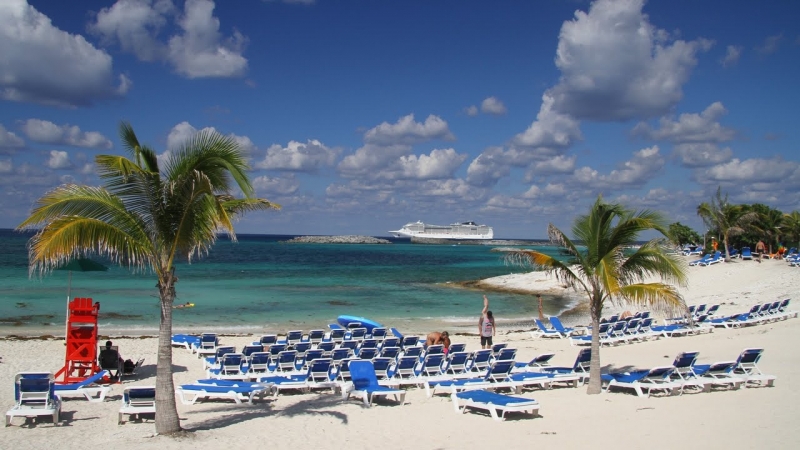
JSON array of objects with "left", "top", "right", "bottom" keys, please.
[{"left": 283, "top": 235, "right": 392, "bottom": 244}]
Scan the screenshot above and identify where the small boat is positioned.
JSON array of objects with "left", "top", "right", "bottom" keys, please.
[{"left": 337, "top": 315, "right": 383, "bottom": 332}]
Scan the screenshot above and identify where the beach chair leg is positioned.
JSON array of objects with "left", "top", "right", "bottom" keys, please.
[{"left": 488, "top": 405, "right": 502, "bottom": 421}]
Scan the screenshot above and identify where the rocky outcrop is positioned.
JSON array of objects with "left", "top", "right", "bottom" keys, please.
[{"left": 284, "top": 235, "right": 392, "bottom": 244}]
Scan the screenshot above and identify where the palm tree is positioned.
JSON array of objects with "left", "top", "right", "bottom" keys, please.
[
  {"left": 784, "top": 211, "right": 800, "bottom": 250},
  {"left": 16, "top": 122, "right": 279, "bottom": 434},
  {"left": 503, "top": 196, "right": 687, "bottom": 394},
  {"left": 752, "top": 205, "right": 784, "bottom": 253},
  {"left": 696, "top": 187, "right": 756, "bottom": 262}
]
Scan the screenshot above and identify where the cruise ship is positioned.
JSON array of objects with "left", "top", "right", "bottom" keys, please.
[{"left": 390, "top": 221, "right": 494, "bottom": 240}]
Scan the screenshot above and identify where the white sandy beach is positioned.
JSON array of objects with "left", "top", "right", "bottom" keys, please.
[{"left": 1, "top": 256, "right": 799, "bottom": 449}]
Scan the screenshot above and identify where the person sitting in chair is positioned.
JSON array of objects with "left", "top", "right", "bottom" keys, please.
[{"left": 98, "top": 340, "right": 124, "bottom": 380}]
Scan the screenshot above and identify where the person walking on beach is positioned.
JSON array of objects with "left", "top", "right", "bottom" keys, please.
[
  {"left": 536, "top": 294, "right": 544, "bottom": 320},
  {"left": 479, "top": 294, "right": 495, "bottom": 349},
  {"left": 756, "top": 240, "right": 766, "bottom": 263}
]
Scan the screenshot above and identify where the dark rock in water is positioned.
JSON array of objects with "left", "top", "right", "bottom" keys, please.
[{"left": 284, "top": 235, "right": 392, "bottom": 244}]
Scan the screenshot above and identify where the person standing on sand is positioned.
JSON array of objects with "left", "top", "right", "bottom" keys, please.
[
  {"left": 536, "top": 294, "right": 544, "bottom": 320},
  {"left": 756, "top": 240, "right": 766, "bottom": 263},
  {"left": 479, "top": 294, "right": 495, "bottom": 349}
]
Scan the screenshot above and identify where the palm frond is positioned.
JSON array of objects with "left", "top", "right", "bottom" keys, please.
[
  {"left": 27, "top": 217, "right": 154, "bottom": 276},
  {"left": 618, "top": 282, "right": 686, "bottom": 317}
]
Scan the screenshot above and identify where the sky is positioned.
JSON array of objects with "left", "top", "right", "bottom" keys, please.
[{"left": 1, "top": 0, "right": 799, "bottom": 239}]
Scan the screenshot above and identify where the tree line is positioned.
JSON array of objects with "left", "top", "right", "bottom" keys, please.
[{"left": 668, "top": 187, "right": 800, "bottom": 262}]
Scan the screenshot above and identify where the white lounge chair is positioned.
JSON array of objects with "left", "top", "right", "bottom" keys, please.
[
  {"left": 601, "top": 366, "right": 679, "bottom": 398},
  {"left": 6, "top": 372, "right": 61, "bottom": 427},
  {"left": 451, "top": 390, "right": 540, "bottom": 421},
  {"left": 119, "top": 385, "right": 155, "bottom": 424},
  {"left": 54, "top": 370, "right": 112, "bottom": 402}
]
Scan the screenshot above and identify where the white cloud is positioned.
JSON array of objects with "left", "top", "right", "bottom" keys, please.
[
  {"left": 46, "top": 150, "right": 71, "bottom": 169},
  {"left": 0, "top": 159, "right": 12, "bottom": 173},
  {"left": 363, "top": 114, "right": 454, "bottom": 146},
  {"left": 756, "top": 34, "right": 783, "bottom": 55},
  {"left": 0, "top": 0, "right": 128, "bottom": 107},
  {"left": 0, "top": 125, "right": 25, "bottom": 153},
  {"left": 720, "top": 45, "right": 742, "bottom": 67},
  {"left": 386, "top": 148, "right": 467, "bottom": 180},
  {"left": 700, "top": 157, "right": 799, "bottom": 184},
  {"left": 512, "top": 94, "right": 582, "bottom": 149},
  {"left": 548, "top": 0, "right": 712, "bottom": 121},
  {"left": 337, "top": 143, "right": 411, "bottom": 178},
  {"left": 672, "top": 143, "right": 733, "bottom": 168},
  {"left": 256, "top": 139, "right": 339, "bottom": 172},
  {"left": 531, "top": 155, "right": 577, "bottom": 175},
  {"left": 89, "top": 0, "right": 174, "bottom": 61},
  {"left": 464, "top": 105, "right": 479, "bottom": 116},
  {"left": 79, "top": 163, "right": 95, "bottom": 175},
  {"left": 465, "top": 147, "right": 512, "bottom": 187},
  {"left": 167, "top": 0, "right": 248, "bottom": 78},
  {"left": 21, "top": 119, "right": 113, "bottom": 149},
  {"left": 481, "top": 96, "right": 507, "bottom": 115},
  {"left": 631, "top": 102, "right": 736, "bottom": 143},
  {"left": 90, "top": 0, "right": 248, "bottom": 79},
  {"left": 252, "top": 174, "right": 300, "bottom": 195},
  {"left": 571, "top": 145, "right": 665, "bottom": 190}
]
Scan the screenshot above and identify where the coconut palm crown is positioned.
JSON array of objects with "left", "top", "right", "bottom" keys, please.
[
  {"left": 503, "top": 196, "right": 688, "bottom": 394},
  {"left": 17, "top": 122, "right": 279, "bottom": 434}
]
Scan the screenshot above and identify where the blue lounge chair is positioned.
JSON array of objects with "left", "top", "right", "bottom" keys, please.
[
  {"left": 601, "top": 366, "right": 678, "bottom": 397},
  {"left": 513, "top": 353, "right": 555, "bottom": 370},
  {"left": 345, "top": 360, "right": 406, "bottom": 406},
  {"left": 53, "top": 370, "right": 112, "bottom": 402},
  {"left": 688, "top": 253, "right": 713, "bottom": 266},
  {"left": 177, "top": 380, "right": 271, "bottom": 404},
  {"left": 690, "top": 361, "right": 744, "bottom": 390},
  {"left": 549, "top": 316, "right": 578, "bottom": 337},
  {"left": 443, "top": 351, "right": 471, "bottom": 375},
  {"left": 6, "top": 372, "right": 61, "bottom": 427},
  {"left": 741, "top": 246, "right": 753, "bottom": 260},
  {"left": 450, "top": 390, "right": 539, "bottom": 421},
  {"left": 730, "top": 348, "right": 776, "bottom": 387},
  {"left": 468, "top": 349, "right": 493, "bottom": 373},
  {"left": 369, "top": 327, "right": 388, "bottom": 341},
  {"left": 371, "top": 357, "right": 396, "bottom": 380},
  {"left": 698, "top": 251, "right": 723, "bottom": 266},
  {"left": 425, "top": 360, "right": 516, "bottom": 397},
  {"left": 171, "top": 334, "right": 200, "bottom": 350},
  {"left": 540, "top": 348, "right": 591, "bottom": 384},
  {"left": 448, "top": 343, "right": 467, "bottom": 353},
  {"left": 307, "top": 329, "right": 325, "bottom": 344},
  {"left": 118, "top": 385, "right": 155, "bottom": 424},
  {"left": 196, "top": 332, "right": 219, "bottom": 357},
  {"left": 531, "top": 319, "right": 563, "bottom": 338}
]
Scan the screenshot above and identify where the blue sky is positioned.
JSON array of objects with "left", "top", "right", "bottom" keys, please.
[{"left": 1, "top": 0, "right": 799, "bottom": 239}]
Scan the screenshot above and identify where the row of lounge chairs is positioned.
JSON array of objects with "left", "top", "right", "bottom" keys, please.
[
  {"left": 602, "top": 348, "right": 776, "bottom": 398},
  {"left": 709, "top": 300, "right": 797, "bottom": 328}
]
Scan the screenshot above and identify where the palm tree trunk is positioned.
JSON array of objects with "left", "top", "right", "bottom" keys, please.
[
  {"left": 587, "top": 305, "right": 602, "bottom": 394},
  {"left": 722, "top": 234, "right": 731, "bottom": 262},
  {"left": 155, "top": 272, "right": 181, "bottom": 434}
]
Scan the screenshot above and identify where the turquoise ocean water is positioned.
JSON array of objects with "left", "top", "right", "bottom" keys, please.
[{"left": 0, "top": 229, "right": 575, "bottom": 336}]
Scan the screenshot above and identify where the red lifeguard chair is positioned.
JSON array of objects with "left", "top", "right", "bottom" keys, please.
[{"left": 55, "top": 297, "right": 101, "bottom": 383}]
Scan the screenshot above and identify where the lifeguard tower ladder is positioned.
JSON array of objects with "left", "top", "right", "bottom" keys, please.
[{"left": 55, "top": 297, "right": 101, "bottom": 383}]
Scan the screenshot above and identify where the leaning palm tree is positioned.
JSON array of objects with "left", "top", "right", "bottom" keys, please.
[
  {"left": 503, "top": 196, "right": 687, "bottom": 394},
  {"left": 697, "top": 187, "right": 757, "bottom": 262},
  {"left": 16, "top": 122, "right": 279, "bottom": 434}
]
